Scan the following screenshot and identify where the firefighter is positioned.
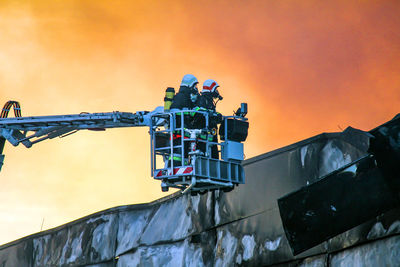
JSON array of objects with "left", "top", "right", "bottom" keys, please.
[
  {"left": 169, "top": 74, "right": 200, "bottom": 166},
  {"left": 194, "top": 79, "right": 223, "bottom": 159}
]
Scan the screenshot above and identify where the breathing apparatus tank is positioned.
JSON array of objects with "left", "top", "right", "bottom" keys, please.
[{"left": 164, "top": 87, "right": 175, "bottom": 111}]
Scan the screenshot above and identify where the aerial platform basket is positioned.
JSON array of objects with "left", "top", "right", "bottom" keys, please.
[{"left": 150, "top": 107, "right": 248, "bottom": 193}]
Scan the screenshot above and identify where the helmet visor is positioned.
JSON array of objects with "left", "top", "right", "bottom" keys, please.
[{"left": 191, "top": 83, "right": 199, "bottom": 94}]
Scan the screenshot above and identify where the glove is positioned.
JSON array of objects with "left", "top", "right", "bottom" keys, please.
[
  {"left": 208, "top": 112, "right": 223, "bottom": 128},
  {"left": 216, "top": 112, "right": 223, "bottom": 124}
]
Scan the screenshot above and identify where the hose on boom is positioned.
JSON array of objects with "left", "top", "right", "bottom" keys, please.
[
  {"left": 1, "top": 100, "right": 22, "bottom": 118},
  {"left": 0, "top": 101, "right": 22, "bottom": 159}
]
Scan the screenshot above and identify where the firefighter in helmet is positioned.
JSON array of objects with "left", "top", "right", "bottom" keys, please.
[
  {"left": 193, "top": 79, "right": 223, "bottom": 159},
  {"left": 168, "top": 74, "right": 200, "bottom": 167}
]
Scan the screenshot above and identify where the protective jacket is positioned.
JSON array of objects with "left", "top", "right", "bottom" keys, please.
[
  {"left": 196, "top": 93, "right": 222, "bottom": 129},
  {"left": 170, "top": 86, "right": 194, "bottom": 110},
  {"left": 197, "top": 93, "right": 216, "bottom": 111}
]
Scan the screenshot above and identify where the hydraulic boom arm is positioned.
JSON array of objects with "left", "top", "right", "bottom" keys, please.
[{"left": 0, "top": 111, "right": 150, "bottom": 148}]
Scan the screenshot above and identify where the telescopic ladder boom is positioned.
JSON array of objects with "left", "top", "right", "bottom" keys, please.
[{"left": 0, "top": 111, "right": 150, "bottom": 148}]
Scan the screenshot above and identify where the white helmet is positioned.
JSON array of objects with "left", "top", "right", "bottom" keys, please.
[
  {"left": 202, "top": 79, "right": 219, "bottom": 94},
  {"left": 181, "top": 74, "right": 198, "bottom": 88}
]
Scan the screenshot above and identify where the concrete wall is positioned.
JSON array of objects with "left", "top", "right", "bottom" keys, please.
[{"left": 0, "top": 127, "right": 399, "bottom": 266}]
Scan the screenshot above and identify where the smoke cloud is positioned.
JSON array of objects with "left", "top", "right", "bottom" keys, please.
[{"left": 0, "top": 0, "right": 399, "bottom": 243}]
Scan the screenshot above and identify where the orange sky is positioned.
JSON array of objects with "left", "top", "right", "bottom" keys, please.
[{"left": 0, "top": 0, "right": 399, "bottom": 244}]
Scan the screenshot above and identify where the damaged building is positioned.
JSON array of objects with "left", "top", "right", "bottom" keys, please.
[{"left": 0, "top": 115, "right": 400, "bottom": 266}]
